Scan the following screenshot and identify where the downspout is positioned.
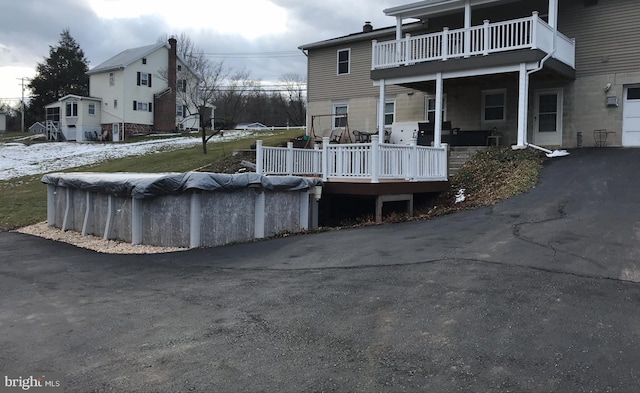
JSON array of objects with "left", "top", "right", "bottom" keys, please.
[
  {"left": 299, "top": 48, "right": 309, "bottom": 137},
  {"left": 520, "top": 14, "right": 557, "bottom": 148}
]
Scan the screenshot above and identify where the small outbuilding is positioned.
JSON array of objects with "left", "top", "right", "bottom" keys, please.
[
  {"left": 236, "top": 122, "right": 269, "bottom": 131},
  {"left": 29, "top": 121, "right": 46, "bottom": 134}
]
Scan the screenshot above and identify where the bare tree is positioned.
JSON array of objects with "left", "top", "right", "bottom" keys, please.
[
  {"left": 214, "top": 69, "right": 262, "bottom": 127},
  {"left": 280, "top": 73, "right": 307, "bottom": 127},
  {"left": 158, "top": 33, "right": 229, "bottom": 154}
]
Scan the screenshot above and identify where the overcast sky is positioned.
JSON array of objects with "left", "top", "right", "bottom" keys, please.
[{"left": 0, "top": 0, "right": 412, "bottom": 105}]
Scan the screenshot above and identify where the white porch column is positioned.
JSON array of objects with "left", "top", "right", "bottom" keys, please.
[
  {"left": 378, "top": 79, "right": 386, "bottom": 142},
  {"left": 396, "top": 17, "right": 403, "bottom": 40},
  {"left": 548, "top": 0, "right": 558, "bottom": 30},
  {"left": 434, "top": 72, "right": 443, "bottom": 147},
  {"left": 464, "top": 0, "right": 471, "bottom": 58},
  {"left": 516, "top": 62, "right": 529, "bottom": 148}
]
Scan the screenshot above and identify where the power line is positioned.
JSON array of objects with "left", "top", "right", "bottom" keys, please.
[{"left": 202, "top": 51, "right": 303, "bottom": 58}]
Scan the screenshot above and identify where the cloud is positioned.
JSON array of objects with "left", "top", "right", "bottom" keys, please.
[{"left": 0, "top": 0, "right": 408, "bottom": 100}]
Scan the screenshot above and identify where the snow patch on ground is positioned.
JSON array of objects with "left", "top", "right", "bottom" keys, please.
[{"left": 0, "top": 131, "right": 255, "bottom": 181}]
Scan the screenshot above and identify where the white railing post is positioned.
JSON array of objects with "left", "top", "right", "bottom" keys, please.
[
  {"left": 371, "top": 40, "right": 377, "bottom": 69},
  {"left": 442, "top": 27, "right": 449, "bottom": 60},
  {"left": 256, "top": 140, "right": 263, "bottom": 174},
  {"left": 313, "top": 143, "right": 321, "bottom": 175},
  {"left": 286, "top": 141, "right": 294, "bottom": 175},
  {"left": 483, "top": 20, "right": 490, "bottom": 55},
  {"left": 531, "top": 12, "right": 539, "bottom": 49},
  {"left": 371, "top": 135, "right": 380, "bottom": 183},
  {"left": 410, "top": 138, "right": 418, "bottom": 181},
  {"left": 322, "top": 137, "right": 329, "bottom": 181},
  {"left": 404, "top": 33, "right": 411, "bottom": 66}
]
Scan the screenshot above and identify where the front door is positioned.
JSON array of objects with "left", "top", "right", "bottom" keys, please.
[
  {"left": 533, "top": 89, "right": 563, "bottom": 146},
  {"left": 112, "top": 123, "right": 120, "bottom": 142},
  {"left": 622, "top": 85, "right": 640, "bottom": 147}
]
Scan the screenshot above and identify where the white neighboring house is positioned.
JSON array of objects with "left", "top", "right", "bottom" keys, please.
[{"left": 43, "top": 37, "right": 200, "bottom": 142}]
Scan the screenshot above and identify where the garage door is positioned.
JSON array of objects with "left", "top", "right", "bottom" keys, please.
[{"left": 622, "top": 86, "right": 640, "bottom": 147}]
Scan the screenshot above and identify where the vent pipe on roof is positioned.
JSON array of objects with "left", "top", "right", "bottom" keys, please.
[{"left": 363, "top": 21, "right": 373, "bottom": 33}]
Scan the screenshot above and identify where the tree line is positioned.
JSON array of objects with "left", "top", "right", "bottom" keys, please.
[{"left": 1, "top": 30, "right": 306, "bottom": 134}]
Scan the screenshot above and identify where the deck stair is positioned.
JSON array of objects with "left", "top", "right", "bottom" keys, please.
[{"left": 448, "top": 146, "right": 487, "bottom": 177}]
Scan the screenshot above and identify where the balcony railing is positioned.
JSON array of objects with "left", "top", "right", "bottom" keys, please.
[
  {"left": 372, "top": 12, "right": 575, "bottom": 70},
  {"left": 255, "top": 137, "right": 448, "bottom": 183}
]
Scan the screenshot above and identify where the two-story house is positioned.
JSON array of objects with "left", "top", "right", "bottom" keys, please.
[
  {"left": 300, "top": 0, "right": 640, "bottom": 149},
  {"left": 44, "top": 37, "right": 201, "bottom": 141}
]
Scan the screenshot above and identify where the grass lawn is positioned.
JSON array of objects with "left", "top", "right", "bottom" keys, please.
[{"left": 0, "top": 129, "right": 304, "bottom": 231}]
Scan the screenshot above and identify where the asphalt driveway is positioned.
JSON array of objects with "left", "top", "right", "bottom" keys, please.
[{"left": 1, "top": 148, "right": 639, "bottom": 392}]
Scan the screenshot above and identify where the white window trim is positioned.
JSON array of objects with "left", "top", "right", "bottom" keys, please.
[
  {"left": 425, "top": 94, "right": 447, "bottom": 122},
  {"left": 109, "top": 72, "right": 115, "bottom": 86},
  {"left": 137, "top": 102, "right": 148, "bottom": 111},
  {"left": 377, "top": 98, "right": 396, "bottom": 127},
  {"left": 481, "top": 88, "right": 507, "bottom": 123},
  {"left": 65, "top": 101, "right": 78, "bottom": 118},
  {"left": 337, "top": 48, "right": 351, "bottom": 75},
  {"left": 140, "top": 73, "right": 149, "bottom": 86},
  {"left": 332, "top": 103, "right": 348, "bottom": 130},
  {"left": 88, "top": 103, "right": 96, "bottom": 116},
  {"left": 176, "top": 104, "right": 184, "bottom": 117}
]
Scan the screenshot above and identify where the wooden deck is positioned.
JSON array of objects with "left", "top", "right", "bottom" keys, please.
[{"left": 322, "top": 179, "right": 449, "bottom": 223}]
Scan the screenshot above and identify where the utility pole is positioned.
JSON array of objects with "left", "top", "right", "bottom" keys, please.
[{"left": 17, "top": 77, "right": 29, "bottom": 133}]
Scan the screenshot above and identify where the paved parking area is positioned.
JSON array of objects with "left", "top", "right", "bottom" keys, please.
[{"left": 1, "top": 148, "right": 639, "bottom": 392}]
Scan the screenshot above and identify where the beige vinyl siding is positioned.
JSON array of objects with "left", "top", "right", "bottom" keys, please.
[
  {"left": 307, "top": 39, "right": 412, "bottom": 102},
  {"left": 559, "top": 0, "right": 640, "bottom": 78}
]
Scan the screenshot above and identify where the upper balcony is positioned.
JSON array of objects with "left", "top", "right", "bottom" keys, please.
[{"left": 372, "top": 12, "right": 575, "bottom": 71}]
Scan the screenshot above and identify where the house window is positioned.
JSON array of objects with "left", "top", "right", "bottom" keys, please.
[
  {"left": 377, "top": 99, "right": 396, "bottom": 126},
  {"left": 385, "top": 101, "right": 395, "bottom": 126},
  {"left": 482, "top": 89, "right": 506, "bottom": 122},
  {"left": 88, "top": 103, "right": 96, "bottom": 115},
  {"left": 177, "top": 65, "right": 182, "bottom": 72},
  {"left": 425, "top": 95, "right": 447, "bottom": 123},
  {"left": 137, "top": 72, "right": 152, "bottom": 87},
  {"left": 109, "top": 72, "right": 114, "bottom": 86},
  {"left": 176, "top": 104, "right": 186, "bottom": 117},
  {"left": 333, "top": 104, "right": 348, "bottom": 128},
  {"left": 113, "top": 99, "right": 118, "bottom": 109},
  {"left": 46, "top": 107, "right": 60, "bottom": 122},
  {"left": 142, "top": 58, "right": 147, "bottom": 64},
  {"left": 65, "top": 101, "right": 78, "bottom": 117},
  {"left": 337, "top": 49, "right": 350, "bottom": 75},
  {"left": 177, "top": 79, "right": 187, "bottom": 92},
  {"left": 133, "top": 101, "right": 153, "bottom": 112}
]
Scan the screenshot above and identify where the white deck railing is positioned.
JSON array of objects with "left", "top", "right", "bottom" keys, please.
[
  {"left": 256, "top": 137, "right": 448, "bottom": 183},
  {"left": 372, "top": 12, "right": 575, "bottom": 70}
]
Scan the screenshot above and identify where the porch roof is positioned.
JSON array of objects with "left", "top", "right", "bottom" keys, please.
[
  {"left": 384, "top": 0, "right": 518, "bottom": 19},
  {"left": 299, "top": 22, "right": 423, "bottom": 51}
]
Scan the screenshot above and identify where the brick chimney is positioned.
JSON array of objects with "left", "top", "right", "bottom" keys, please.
[
  {"left": 168, "top": 36, "right": 177, "bottom": 94},
  {"left": 154, "top": 36, "right": 178, "bottom": 132}
]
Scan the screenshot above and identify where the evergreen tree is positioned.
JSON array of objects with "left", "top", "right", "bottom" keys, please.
[{"left": 28, "top": 28, "right": 89, "bottom": 120}]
